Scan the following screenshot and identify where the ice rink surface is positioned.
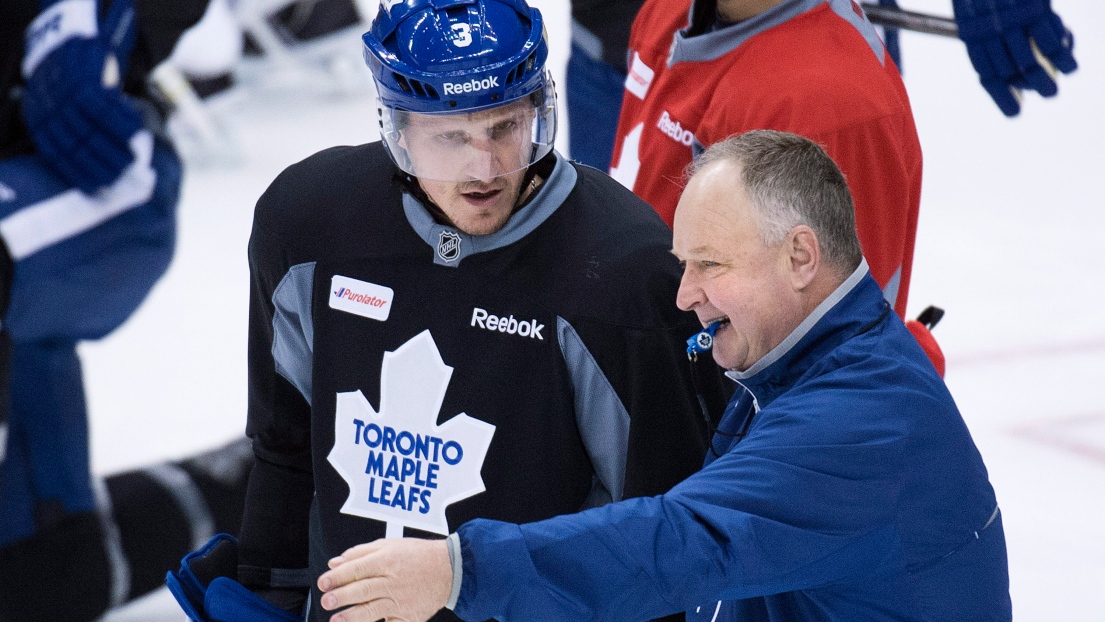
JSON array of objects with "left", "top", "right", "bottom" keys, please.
[{"left": 89, "top": 1, "right": 1103, "bottom": 619}]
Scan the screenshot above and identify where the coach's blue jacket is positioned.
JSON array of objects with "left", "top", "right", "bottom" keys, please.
[{"left": 452, "top": 261, "right": 1012, "bottom": 622}]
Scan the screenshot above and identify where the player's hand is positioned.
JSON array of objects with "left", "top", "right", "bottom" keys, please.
[
  {"left": 318, "top": 537, "right": 453, "bottom": 622},
  {"left": 951, "top": 0, "right": 1077, "bottom": 116},
  {"left": 21, "top": 0, "right": 143, "bottom": 194}
]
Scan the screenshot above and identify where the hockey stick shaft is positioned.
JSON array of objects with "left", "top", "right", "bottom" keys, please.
[{"left": 859, "top": 3, "right": 959, "bottom": 38}]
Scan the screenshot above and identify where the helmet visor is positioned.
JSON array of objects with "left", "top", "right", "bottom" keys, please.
[{"left": 380, "top": 78, "right": 556, "bottom": 183}]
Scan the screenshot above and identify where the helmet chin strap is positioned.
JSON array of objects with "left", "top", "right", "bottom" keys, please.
[
  {"left": 513, "top": 149, "right": 556, "bottom": 212},
  {"left": 514, "top": 168, "right": 541, "bottom": 209}
]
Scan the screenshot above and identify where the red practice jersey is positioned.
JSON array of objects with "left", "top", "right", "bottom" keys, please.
[{"left": 611, "top": 0, "right": 922, "bottom": 316}]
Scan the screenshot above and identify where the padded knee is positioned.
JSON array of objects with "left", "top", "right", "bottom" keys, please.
[{"left": 2, "top": 137, "right": 181, "bottom": 343}]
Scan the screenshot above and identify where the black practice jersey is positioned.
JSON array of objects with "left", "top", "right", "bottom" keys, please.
[{"left": 239, "top": 142, "right": 720, "bottom": 621}]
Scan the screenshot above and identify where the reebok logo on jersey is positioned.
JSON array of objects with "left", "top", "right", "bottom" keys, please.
[
  {"left": 657, "top": 111, "right": 696, "bottom": 147},
  {"left": 471, "top": 307, "right": 544, "bottom": 340},
  {"left": 443, "top": 76, "right": 499, "bottom": 95},
  {"left": 330, "top": 275, "right": 394, "bottom": 322}
]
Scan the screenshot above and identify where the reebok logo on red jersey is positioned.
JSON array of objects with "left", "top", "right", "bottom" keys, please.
[{"left": 657, "top": 111, "right": 696, "bottom": 147}]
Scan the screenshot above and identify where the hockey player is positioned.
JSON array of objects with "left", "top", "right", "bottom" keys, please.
[
  {"left": 568, "top": 0, "right": 1079, "bottom": 168},
  {"left": 311, "top": 130, "right": 1012, "bottom": 622},
  {"left": 166, "top": 1, "right": 720, "bottom": 621},
  {"left": 609, "top": 0, "right": 923, "bottom": 322},
  {"left": 0, "top": 1, "right": 253, "bottom": 621}
]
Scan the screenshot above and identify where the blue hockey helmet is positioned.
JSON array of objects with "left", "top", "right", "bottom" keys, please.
[{"left": 363, "top": 0, "right": 556, "bottom": 182}]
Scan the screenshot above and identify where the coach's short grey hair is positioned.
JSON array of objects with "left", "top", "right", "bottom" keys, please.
[{"left": 687, "top": 130, "right": 863, "bottom": 273}]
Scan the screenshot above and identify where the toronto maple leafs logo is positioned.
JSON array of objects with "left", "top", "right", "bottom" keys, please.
[
  {"left": 695, "top": 332, "right": 713, "bottom": 351},
  {"left": 327, "top": 330, "right": 495, "bottom": 538}
]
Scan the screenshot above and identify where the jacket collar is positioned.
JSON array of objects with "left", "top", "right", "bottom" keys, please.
[{"left": 724, "top": 258, "right": 890, "bottom": 408}]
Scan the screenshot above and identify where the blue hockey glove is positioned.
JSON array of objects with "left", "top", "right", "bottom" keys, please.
[
  {"left": 952, "top": 0, "right": 1077, "bottom": 116},
  {"left": 167, "top": 534, "right": 301, "bottom": 622},
  {"left": 21, "top": 0, "right": 144, "bottom": 194}
]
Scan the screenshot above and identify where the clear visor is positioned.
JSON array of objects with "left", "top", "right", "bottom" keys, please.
[{"left": 379, "top": 79, "right": 556, "bottom": 183}]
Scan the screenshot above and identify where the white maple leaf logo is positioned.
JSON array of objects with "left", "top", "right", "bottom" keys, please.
[{"left": 327, "top": 330, "right": 496, "bottom": 538}]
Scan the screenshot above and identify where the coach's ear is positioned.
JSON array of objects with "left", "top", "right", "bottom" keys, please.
[{"left": 783, "top": 225, "right": 820, "bottom": 291}]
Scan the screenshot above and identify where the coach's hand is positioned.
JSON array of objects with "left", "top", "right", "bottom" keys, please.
[{"left": 318, "top": 537, "right": 453, "bottom": 622}]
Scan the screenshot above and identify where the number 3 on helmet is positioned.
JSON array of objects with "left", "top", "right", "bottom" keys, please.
[{"left": 362, "top": 0, "right": 557, "bottom": 183}]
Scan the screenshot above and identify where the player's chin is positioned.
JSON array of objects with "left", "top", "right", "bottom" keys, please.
[{"left": 456, "top": 211, "right": 512, "bottom": 236}]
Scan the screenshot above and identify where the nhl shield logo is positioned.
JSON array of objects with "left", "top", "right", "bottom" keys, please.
[{"left": 438, "top": 230, "right": 462, "bottom": 262}]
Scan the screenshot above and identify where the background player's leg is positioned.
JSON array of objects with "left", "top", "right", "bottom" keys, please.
[
  {"left": 6, "top": 341, "right": 95, "bottom": 538},
  {"left": 566, "top": 43, "right": 627, "bottom": 171},
  {"left": 0, "top": 437, "right": 252, "bottom": 622},
  {"left": 0, "top": 147, "right": 251, "bottom": 619}
]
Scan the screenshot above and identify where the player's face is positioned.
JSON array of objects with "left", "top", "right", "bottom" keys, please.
[
  {"left": 402, "top": 101, "right": 534, "bottom": 235},
  {"left": 673, "top": 161, "right": 804, "bottom": 372}
]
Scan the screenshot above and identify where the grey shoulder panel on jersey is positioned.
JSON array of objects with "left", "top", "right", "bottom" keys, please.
[
  {"left": 272, "top": 262, "right": 316, "bottom": 406},
  {"left": 671, "top": 0, "right": 883, "bottom": 66},
  {"left": 826, "top": 0, "right": 886, "bottom": 64},
  {"left": 557, "top": 316, "right": 629, "bottom": 508},
  {"left": 402, "top": 151, "right": 579, "bottom": 267}
]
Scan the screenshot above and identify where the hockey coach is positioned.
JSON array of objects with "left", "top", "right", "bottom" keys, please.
[{"left": 313, "top": 131, "right": 1013, "bottom": 622}]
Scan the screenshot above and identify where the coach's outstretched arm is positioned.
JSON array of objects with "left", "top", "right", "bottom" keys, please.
[{"left": 316, "top": 443, "right": 910, "bottom": 622}]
